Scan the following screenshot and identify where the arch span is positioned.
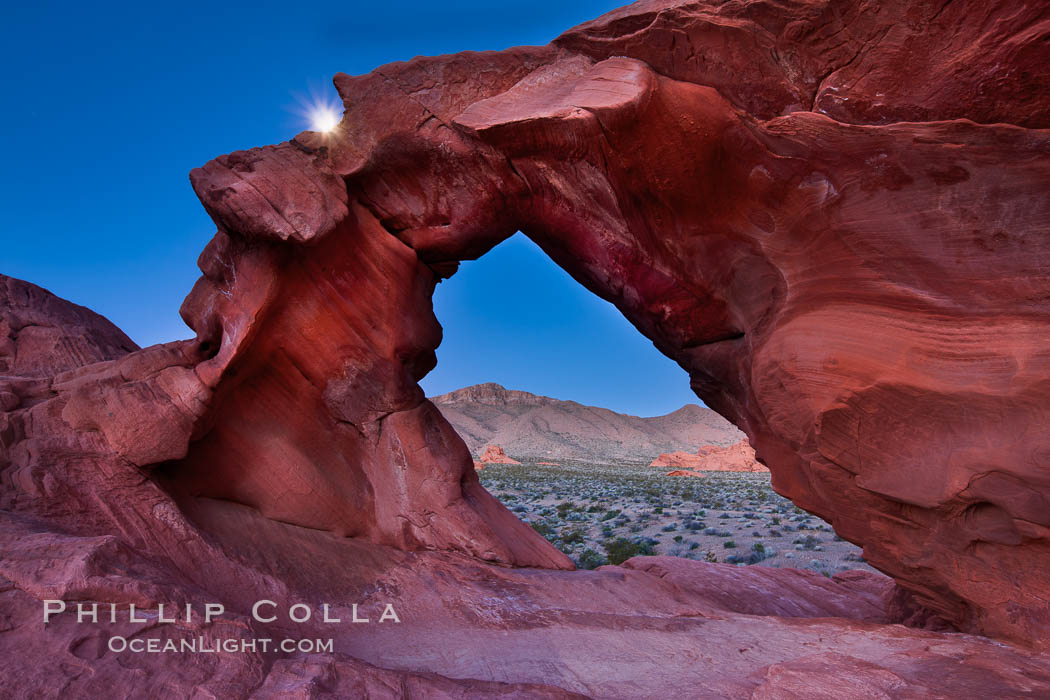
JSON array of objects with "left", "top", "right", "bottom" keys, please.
[
  {"left": 6, "top": 1, "right": 1047, "bottom": 657},
  {"left": 170, "top": 37, "right": 1050, "bottom": 648}
]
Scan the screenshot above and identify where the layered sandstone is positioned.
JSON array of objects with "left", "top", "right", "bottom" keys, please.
[{"left": 2, "top": 0, "right": 1050, "bottom": 695}]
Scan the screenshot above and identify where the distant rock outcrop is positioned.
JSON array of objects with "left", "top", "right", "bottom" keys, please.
[
  {"left": 478, "top": 444, "right": 520, "bottom": 465},
  {"left": 665, "top": 469, "right": 705, "bottom": 477},
  {"left": 651, "top": 440, "right": 770, "bottom": 472},
  {"left": 650, "top": 451, "right": 706, "bottom": 469},
  {"left": 0, "top": 274, "right": 138, "bottom": 377},
  {"left": 432, "top": 382, "right": 742, "bottom": 463}
]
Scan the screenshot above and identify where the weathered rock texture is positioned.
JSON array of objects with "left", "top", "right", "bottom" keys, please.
[
  {"left": 652, "top": 440, "right": 770, "bottom": 472},
  {"left": 434, "top": 382, "right": 742, "bottom": 463},
  {"left": 2, "top": 0, "right": 1050, "bottom": 695}
]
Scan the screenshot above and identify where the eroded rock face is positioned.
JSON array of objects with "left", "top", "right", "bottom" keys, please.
[{"left": 2, "top": 1, "right": 1050, "bottom": 693}]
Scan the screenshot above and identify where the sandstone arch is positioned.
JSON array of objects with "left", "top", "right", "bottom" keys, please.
[
  {"left": 169, "top": 17, "right": 1050, "bottom": 645},
  {"left": 2, "top": 4, "right": 1049, "bottom": 691}
]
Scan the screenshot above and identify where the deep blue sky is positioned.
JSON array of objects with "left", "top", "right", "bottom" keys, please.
[{"left": 1, "top": 0, "right": 699, "bottom": 416}]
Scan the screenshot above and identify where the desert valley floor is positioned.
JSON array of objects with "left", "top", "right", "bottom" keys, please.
[{"left": 478, "top": 461, "right": 873, "bottom": 574}]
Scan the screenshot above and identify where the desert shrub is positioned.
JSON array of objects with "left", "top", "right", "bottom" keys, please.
[
  {"left": 603, "top": 537, "right": 656, "bottom": 565},
  {"left": 768, "top": 529, "right": 782, "bottom": 538},
  {"left": 576, "top": 548, "right": 608, "bottom": 570},
  {"left": 661, "top": 523, "right": 676, "bottom": 532},
  {"left": 531, "top": 521, "right": 555, "bottom": 538},
  {"left": 718, "top": 513, "right": 731, "bottom": 519},
  {"left": 673, "top": 535, "right": 683, "bottom": 543},
  {"left": 792, "top": 535, "right": 821, "bottom": 550},
  {"left": 556, "top": 501, "right": 580, "bottom": 516},
  {"left": 723, "top": 540, "right": 737, "bottom": 549},
  {"left": 704, "top": 551, "right": 718, "bottom": 563},
  {"left": 600, "top": 509, "right": 622, "bottom": 521},
  {"left": 561, "top": 528, "right": 586, "bottom": 545},
  {"left": 689, "top": 541, "right": 699, "bottom": 550}
]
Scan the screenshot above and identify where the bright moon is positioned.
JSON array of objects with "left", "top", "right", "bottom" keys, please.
[{"left": 311, "top": 106, "right": 340, "bottom": 133}]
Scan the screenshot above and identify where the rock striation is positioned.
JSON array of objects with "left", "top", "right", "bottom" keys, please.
[{"left": 2, "top": 0, "right": 1050, "bottom": 694}]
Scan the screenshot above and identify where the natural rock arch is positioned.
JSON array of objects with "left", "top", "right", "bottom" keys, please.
[
  {"left": 163, "top": 2, "right": 1050, "bottom": 647},
  {"left": 2, "top": 5, "right": 1048, "bottom": 684}
]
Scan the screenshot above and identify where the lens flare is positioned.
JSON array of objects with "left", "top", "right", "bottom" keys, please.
[
  {"left": 289, "top": 84, "right": 343, "bottom": 135},
  {"left": 310, "top": 105, "right": 340, "bottom": 133}
]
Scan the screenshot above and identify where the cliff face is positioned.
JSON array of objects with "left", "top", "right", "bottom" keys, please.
[
  {"left": 432, "top": 382, "right": 743, "bottom": 462},
  {"left": 3, "top": 0, "right": 1050, "bottom": 693}
]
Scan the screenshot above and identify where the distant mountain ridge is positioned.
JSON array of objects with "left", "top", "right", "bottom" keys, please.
[{"left": 431, "top": 382, "right": 744, "bottom": 464}]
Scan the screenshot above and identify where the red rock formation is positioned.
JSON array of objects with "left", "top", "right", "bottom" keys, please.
[
  {"left": 696, "top": 441, "right": 770, "bottom": 473},
  {"left": 3, "top": 0, "right": 1050, "bottom": 693},
  {"left": 181, "top": 0, "right": 1050, "bottom": 643},
  {"left": 652, "top": 441, "right": 770, "bottom": 472},
  {"left": 665, "top": 469, "right": 705, "bottom": 477},
  {"left": 0, "top": 274, "right": 138, "bottom": 378},
  {"left": 650, "top": 450, "right": 704, "bottom": 469},
  {"left": 478, "top": 444, "right": 520, "bottom": 465}
]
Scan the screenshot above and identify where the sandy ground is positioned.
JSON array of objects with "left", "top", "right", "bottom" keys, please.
[{"left": 478, "top": 460, "right": 876, "bottom": 574}]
